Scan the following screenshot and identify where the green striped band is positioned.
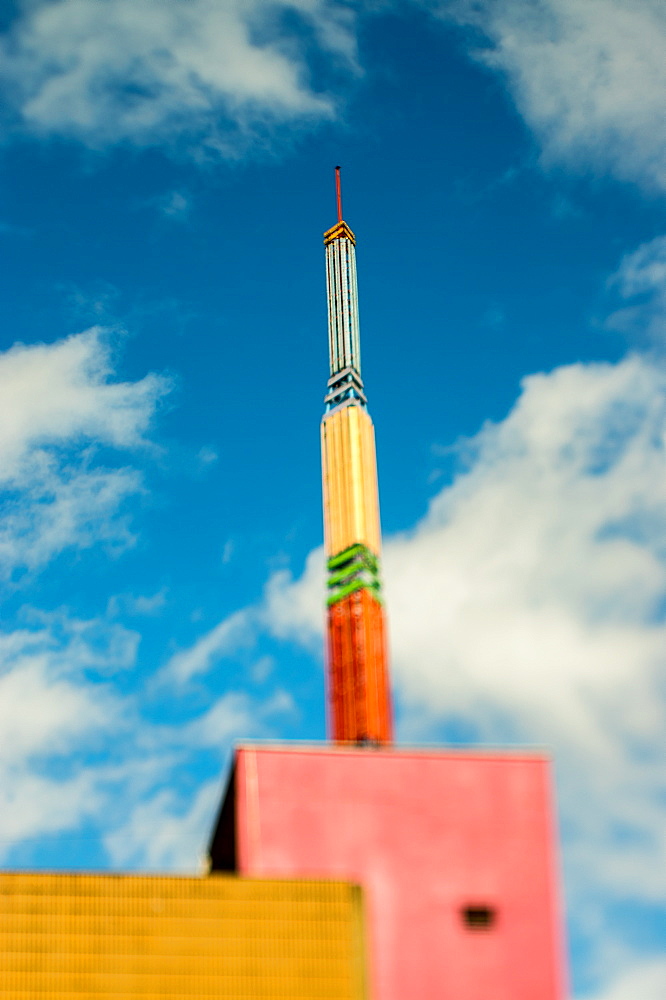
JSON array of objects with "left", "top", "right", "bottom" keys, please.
[{"left": 327, "top": 543, "right": 383, "bottom": 607}]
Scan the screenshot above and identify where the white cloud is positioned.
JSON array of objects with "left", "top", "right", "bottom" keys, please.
[
  {"left": 160, "top": 190, "right": 191, "bottom": 219},
  {"left": 8, "top": 0, "right": 662, "bottom": 184},
  {"left": 0, "top": 616, "right": 123, "bottom": 843},
  {"left": 436, "top": 0, "right": 666, "bottom": 192},
  {"left": 107, "top": 588, "right": 168, "bottom": 617},
  {"left": 0, "top": 611, "right": 287, "bottom": 866},
  {"left": 0, "top": 0, "right": 356, "bottom": 150},
  {"left": 583, "top": 959, "right": 666, "bottom": 1000},
  {"left": 0, "top": 655, "right": 113, "bottom": 764},
  {"left": 0, "top": 769, "right": 104, "bottom": 843},
  {"left": 384, "top": 356, "right": 665, "bottom": 743},
  {"left": 198, "top": 445, "right": 219, "bottom": 467},
  {"left": 159, "top": 609, "right": 256, "bottom": 686},
  {"left": 0, "top": 463, "right": 142, "bottom": 574},
  {"left": 102, "top": 687, "right": 294, "bottom": 869},
  {"left": 24, "top": 609, "right": 140, "bottom": 677},
  {"left": 262, "top": 546, "right": 325, "bottom": 650},
  {"left": 104, "top": 780, "right": 221, "bottom": 872},
  {"left": 0, "top": 327, "right": 165, "bottom": 468},
  {"left": 181, "top": 690, "right": 262, "bottom": 748},
  {"left": 0, "top": 328, "right": 169, "bottom": 579},
  {"left": 0, "top": 327, "right": 164, "bottom": 847},
  {"left": 607, "top": 234, "right": 666, "bottom": 346}
]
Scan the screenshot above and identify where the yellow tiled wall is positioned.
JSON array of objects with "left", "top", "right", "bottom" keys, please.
[{"left": 0, "top": 872, "right": 367, "bottom": 999}]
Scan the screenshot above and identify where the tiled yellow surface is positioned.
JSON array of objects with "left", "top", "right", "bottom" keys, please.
[
  {"left": 0, "top": 872, "right": 367, "bottom": 999},
  {"left": 321, "top": 404, "right": 381, "bottom": 559}
]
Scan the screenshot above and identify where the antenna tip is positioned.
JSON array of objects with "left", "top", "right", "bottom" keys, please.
[{"left": 334, "top": 166, "right": 343, "bottom": 223}]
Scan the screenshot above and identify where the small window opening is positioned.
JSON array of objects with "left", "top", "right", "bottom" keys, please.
[{"left": 461, "top": 905, "right": 496, "bottom": 930}]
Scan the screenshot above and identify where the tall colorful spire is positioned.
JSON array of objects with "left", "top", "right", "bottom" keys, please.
[{"left": 321, "top": 167, "right": 393, "bottom": 745}]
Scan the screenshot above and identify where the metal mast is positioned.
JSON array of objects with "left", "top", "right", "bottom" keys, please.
[{"left": 321, "top": 167, "right": 393, "bottom": 745}]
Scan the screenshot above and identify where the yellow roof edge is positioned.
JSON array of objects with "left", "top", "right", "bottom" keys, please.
[{"left": 324, "top": 220, "right": 356, "bottom": 246}]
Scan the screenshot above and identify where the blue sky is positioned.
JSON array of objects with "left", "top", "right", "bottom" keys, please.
[{"left": 0, "top": 1, "right": 665, "bottom": 997}]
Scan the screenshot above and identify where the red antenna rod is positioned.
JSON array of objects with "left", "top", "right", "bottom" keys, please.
[{"left": 335, "top": 165, "right": 343, "bottom": 223}]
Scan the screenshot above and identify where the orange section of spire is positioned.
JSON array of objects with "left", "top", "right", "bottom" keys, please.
[{"left": 326, "top": 589, "right": 393, "bottom": 744}]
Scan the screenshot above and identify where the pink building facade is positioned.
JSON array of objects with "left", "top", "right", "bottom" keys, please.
[{"left": 209, "top": 744, "right": 567, "bottom": 1000}]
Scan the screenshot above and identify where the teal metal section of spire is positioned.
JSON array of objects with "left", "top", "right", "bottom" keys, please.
[{"left": 323, "top": 169, "right": 366, "bottom": 413}]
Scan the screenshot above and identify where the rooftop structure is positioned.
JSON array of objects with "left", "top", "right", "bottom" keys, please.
[
  {"left": 209, "top": 744, "right": 566, "bottom": 1000},
  {"left": 321, "top": 168, "right": 393, "bottom": 745}
]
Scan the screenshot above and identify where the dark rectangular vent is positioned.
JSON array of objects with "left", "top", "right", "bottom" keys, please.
[{"left": 462, "top": 904, "right": 496, "bottom": 929}]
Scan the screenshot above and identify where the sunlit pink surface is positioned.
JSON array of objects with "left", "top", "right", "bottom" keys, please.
[{"left": 234, "top": 745, "right": 566, "bottom": 1000}]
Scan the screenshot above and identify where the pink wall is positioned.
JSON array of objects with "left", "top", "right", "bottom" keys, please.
[{"left": 233, "top": 745, "right": 566, "bottom": 1000}]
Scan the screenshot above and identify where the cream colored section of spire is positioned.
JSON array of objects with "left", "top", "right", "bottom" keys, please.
[{"left": 321, "top": 403, "right": 382, "bottom": 558}]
